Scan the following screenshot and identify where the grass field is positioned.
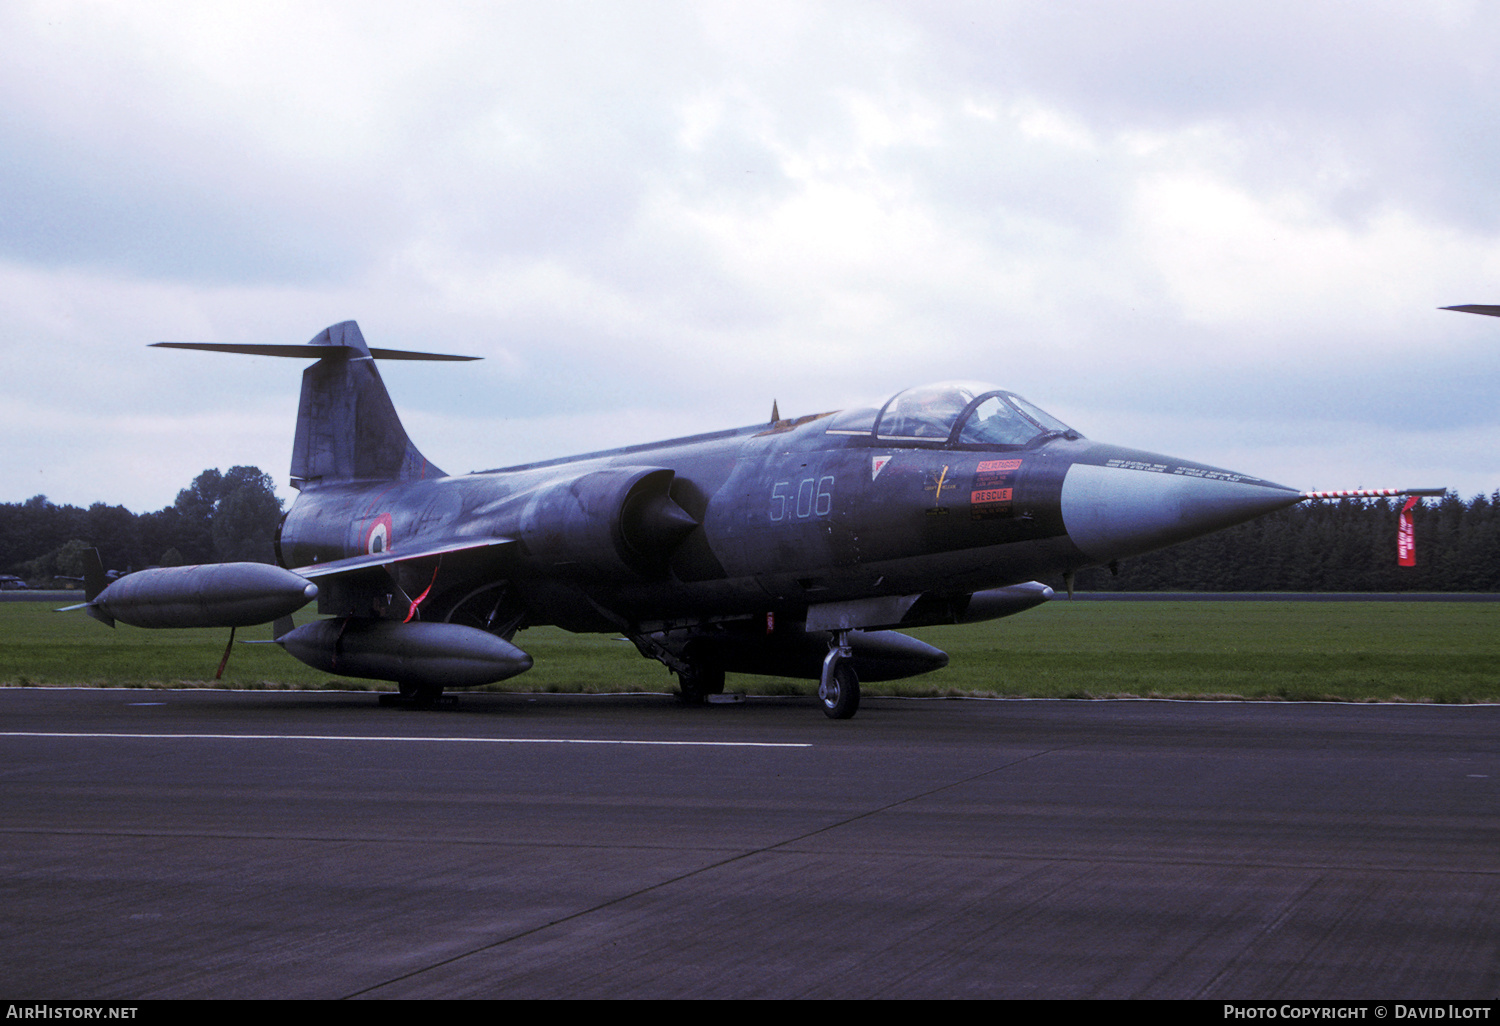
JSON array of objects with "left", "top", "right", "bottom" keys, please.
[{"left": 2, "top": 600, "right": 1497, "bottom": 703}]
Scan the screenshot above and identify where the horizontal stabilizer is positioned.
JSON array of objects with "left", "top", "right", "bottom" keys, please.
[
  {"left": 159, "top": 322, "right": 467, "bottom": 485},
  {"left": 1442, "top": 305, "right": 1500, "bottom": 318},
  {"left": 292, "top": 537, "right": 514, "bottom": 579},
  {"left": 152, "top": 342, "right": 479, "bottom": 361}
]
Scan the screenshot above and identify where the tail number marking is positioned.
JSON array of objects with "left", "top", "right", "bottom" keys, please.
[{"left": 770, "top": 477, "right": 834, "bottom": 521}]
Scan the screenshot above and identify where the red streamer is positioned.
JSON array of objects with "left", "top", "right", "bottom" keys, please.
[{"left": 1398, "top": 496, "right": 1418, "bottom": 567}]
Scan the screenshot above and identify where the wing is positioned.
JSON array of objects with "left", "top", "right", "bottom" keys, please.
[{"left": 291, "top": 537, "right": 514, "bottom": 578}]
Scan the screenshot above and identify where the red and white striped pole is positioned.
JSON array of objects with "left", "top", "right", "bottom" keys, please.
[{"left": 1299, "top": 487, "right": 1445, "bottom": 500}]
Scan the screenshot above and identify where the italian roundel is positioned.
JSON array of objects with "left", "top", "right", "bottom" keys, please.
[{"left": 364, "top": 513, "right": 394, "bottom": 555}]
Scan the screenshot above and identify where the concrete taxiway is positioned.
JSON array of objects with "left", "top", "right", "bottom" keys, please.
[{"left": 1, "top": 687, "right": 1496, "bottom": 999}]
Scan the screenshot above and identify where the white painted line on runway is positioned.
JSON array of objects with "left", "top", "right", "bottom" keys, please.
[{"left": 0, "top": 731, "right": 809, "bottom": 748}]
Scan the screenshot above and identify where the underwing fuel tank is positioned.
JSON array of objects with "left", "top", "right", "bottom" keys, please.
[
  {"left": 86, "top": 563, "right": 318, "bottom": 629},
  {"left": 279, "top": 618, "right": 534, "bottom": 688},
  {"left": 954, "top": 582, "right": 1054, "bottom": 623}
]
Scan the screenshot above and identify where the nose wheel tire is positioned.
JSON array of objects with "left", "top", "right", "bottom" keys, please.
[{"left": 818, "top": 662, "right": 860, "bottom": 719}]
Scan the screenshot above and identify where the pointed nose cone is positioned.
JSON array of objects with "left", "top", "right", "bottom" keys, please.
[{"left": 1060, "top": 449, "right": 1302, "bottom": 563}]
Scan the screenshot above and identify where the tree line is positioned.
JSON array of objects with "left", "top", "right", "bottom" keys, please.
[
  {"left": 1, "top": 467, "right": 283, "bottom": 583},
  {"left": 1063, "top": 492, "right": 1500, "bottom": 592}
]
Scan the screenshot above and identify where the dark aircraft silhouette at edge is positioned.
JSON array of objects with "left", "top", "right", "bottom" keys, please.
[{"left": 66, "top": 320, "right": 1442, "bottom": 718}]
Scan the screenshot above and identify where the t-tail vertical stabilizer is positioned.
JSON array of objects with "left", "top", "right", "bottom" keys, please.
[
  {"left": 152, "top": 320, "right": 480, "bottom": 489},
  {"left": 288, "top": 320, "right": 441, "bottom": 488}
]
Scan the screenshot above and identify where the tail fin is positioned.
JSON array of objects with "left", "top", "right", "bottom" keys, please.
[
  {"left": 80, "top": 548, "right": 113, "bottom": 626},
  {"left": 153, "top": 321, "right": 479, "bottom": 489},
  {"left": 289, "top": 321, "right": 445, "bottom": 487},
  {"left": 82, "top": 547, "right": 107, "bottom": 603}
]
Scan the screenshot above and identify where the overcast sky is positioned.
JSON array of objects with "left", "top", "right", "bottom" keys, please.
[{"left": 3, "top": 1, "right": 1498, "bottom": 512}]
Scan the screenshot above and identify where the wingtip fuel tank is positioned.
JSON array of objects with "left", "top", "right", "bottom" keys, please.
[{"left": 86, "top": 563, "right": 318, "bottom": 629}]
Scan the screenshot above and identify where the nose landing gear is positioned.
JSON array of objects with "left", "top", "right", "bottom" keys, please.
[{"left": 818, "top": 631, "right": 859, "bottom": 719}]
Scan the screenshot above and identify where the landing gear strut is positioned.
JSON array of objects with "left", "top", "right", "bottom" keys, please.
[{"left": 818, "top": 631, "right": 860, "bottom": 719}]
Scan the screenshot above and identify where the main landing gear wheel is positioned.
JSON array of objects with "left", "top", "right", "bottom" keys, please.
[
  {"left": 819, "top": 662, "right": 860, "bottom": 720},
  {"left": 676, "top": 657, "right": 725, "bottom": 706},
  {"left": 386, "top": 680, "right": 444, "bottom": 709}
]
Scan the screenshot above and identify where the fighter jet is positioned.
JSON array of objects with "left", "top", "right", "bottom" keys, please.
[{"left": 71, "top": 321, "right": 1440, "bottom": 717}]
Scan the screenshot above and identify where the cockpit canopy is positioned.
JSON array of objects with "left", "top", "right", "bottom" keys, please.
[{"left": 825, "top": 381, "right": 1080, "bottom": 448}]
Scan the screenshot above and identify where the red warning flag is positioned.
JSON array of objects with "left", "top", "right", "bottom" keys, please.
[{"left": 1398, "top": 496, "right": 1418, "bottom": 567}]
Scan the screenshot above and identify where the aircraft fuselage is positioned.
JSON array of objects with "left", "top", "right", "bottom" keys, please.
[{"left": 278, "top": 410, "right": 1299, "bottom": 638}]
